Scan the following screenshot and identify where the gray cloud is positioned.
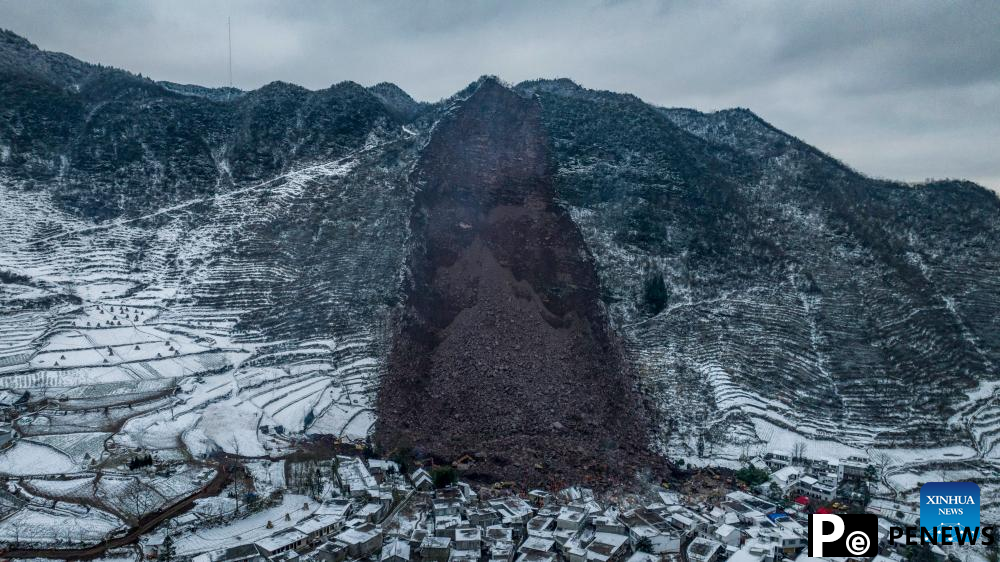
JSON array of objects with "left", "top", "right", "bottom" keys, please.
[{"left": 1, "top": 0, "right": 998, "bottom": 191}]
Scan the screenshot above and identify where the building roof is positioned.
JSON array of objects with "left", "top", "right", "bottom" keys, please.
[
  {"left": 382, "top": 539, "right": 411, "bottom": 561},
  {"left": 716, "top": 524, "right": 738, "bottom": 537},
  {"left": 335, "top": 523, "right": 380, "bottom": 545},
  {"left": 520, "top": 536, "right": 556, "bottom": 553},
  {"left": 626, "top": 553, "right": 659, "bottom": 562},
  {"left": 421, "top": 536, "right": 452, "bottom": 549},
  {"left": 455, "top": 528, "right": 482, "bottom": 541},
  {"left": 295, "top": 514, "right": 343, "bottom": 535},
  {"left": 516, "top": 551, "right": 557, "bottom": 562},
  {"left": 688, "top": 537, "right": 723, "bottom": 558},
  {"left": 256, "top": 529, "right": 307, "bottom": 552}
]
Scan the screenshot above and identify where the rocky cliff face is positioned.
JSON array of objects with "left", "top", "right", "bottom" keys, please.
[{"left": 376, "top": 79, "right": 658, "bottom": 486}]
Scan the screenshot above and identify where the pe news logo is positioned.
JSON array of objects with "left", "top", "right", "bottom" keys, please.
[
  {"left": 921, "top": 482, "right": 979, "bottom": 541},
  {"left": 808, "top": 514, "right": 879, "bottom": 558}
]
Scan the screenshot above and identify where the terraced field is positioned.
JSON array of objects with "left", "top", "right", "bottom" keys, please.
[{"left": 0, "top": 125, "right": 418, "bottom": 535}]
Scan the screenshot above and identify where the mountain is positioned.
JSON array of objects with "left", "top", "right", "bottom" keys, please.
[
  {"left": 0, "top": 30, "right": 998, "bottom": 490},
  {"left": 516, "top": 79, "right": 1000, "bottom": 465},
  {"left": 0, "top": 29, "right": 406, "bottom": 220}
]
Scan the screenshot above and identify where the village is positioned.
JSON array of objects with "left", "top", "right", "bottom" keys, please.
[{"left": 111, "top": 447, "right": 975, "bottom": 562}]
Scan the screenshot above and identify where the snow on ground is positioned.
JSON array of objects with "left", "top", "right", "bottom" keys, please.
[
  {"left": 151, "top": 493, "right": 318, "bottom": 556},
  {"left": 0, "top": 157, "right": 388, "bottom": 546},
  {"left": 0, "top": 501, "right": 124, "bottom": 545},
  {"left": 244, "top": 460, "right": 286, "bottom": 497},
  {"left": 25, "top": 432, "right": 111, "bottom": 469},
  {"left": 198, "top": 399, "right": 267, "bottom": 457},
  {"left": 0, "top": 441, "right": 78, "bottom": 476}
]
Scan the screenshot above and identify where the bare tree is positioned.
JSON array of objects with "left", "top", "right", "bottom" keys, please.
[
  {"left": 120, "top": 479, "right": 155, "bottom": 524},
  {"left": 870, "top": 450, "right": 893, "bottom": 483},
  {"left": 231, "top": 468, "right": 251, "bottom": 516},
  {"left": 10, "top": 519, "right": 23, "bottom": 547},
  {"left": 792, "top": 441, "right": 807, "bottom": 464}
]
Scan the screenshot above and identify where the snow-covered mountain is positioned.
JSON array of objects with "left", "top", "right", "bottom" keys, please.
[{"left": 1, "top": 29, "right": 999, "bottom": 494}]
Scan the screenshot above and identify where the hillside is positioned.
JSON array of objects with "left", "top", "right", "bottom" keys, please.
[{"left": 0, "top": 30, "right": 998, "bottom": 499}]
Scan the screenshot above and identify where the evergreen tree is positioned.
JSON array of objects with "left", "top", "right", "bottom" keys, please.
[
  {"left": 642, "top": 268, "right": 669, "bottom": 315},
  {"left": 160, "top": 535, "right": 176, "bottom": 562},
  {"left": 635, "top": 536, "right": 654, "bottom": 554}
]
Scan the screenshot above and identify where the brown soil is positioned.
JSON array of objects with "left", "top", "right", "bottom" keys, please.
[{"left": 376, "top": 79, "right": 663, "bottom": 489}]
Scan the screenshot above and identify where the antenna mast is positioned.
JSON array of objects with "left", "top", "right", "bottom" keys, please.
[{"left": 227, "top": 16, "right": 233, "bottom": 90}]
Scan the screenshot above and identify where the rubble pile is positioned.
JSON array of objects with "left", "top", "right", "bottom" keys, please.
[{"left": 376, "top": 79, "right": 661, "bottom": 487}]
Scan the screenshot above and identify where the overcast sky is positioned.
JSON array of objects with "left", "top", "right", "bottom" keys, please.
[{"left": 2, "top": 0, "right": 998, "bottom": 191}]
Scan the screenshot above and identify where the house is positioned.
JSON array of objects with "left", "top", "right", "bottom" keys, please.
[
  {"left": 527, "top": 516, "right": 556, "bottom": 539},
  {"left": 315, "top": 541, "right": 349, "bottom": 562},
  {"left": 583, "top": 532, "right": 629, "bottom": 562},
  {"left": 434, "top": 499, "right": 463, "bottom": 517},
  {"left": 556, "top": 507, "right": 587, "bottom": 533},
  {"left": 412, "top": 468, "right": 434, "bottom": 491},
  {"left": 486, "top": 526, "right": 514, "bottom": 545},
  {"left": 838, "top": 456, "right": 869, "bottom": 481},
  {"left": 270, "top": 551, "right": 301, "bottom": 562},
  {"left": 670, "top": 513, "right": 698, "bottom": 533},
  {"left": 382, "top": 538, "right": 411, "bottom": 562},
  {"left": 489, "top": 498, "right": 535, "bottom": 524},
  {"left": 451, "top": 550, "right": 481, "bottom": 562},
  {"left": 255, "top": 529, "right": 308, "bottom": 557},
  {"left": 337, "top": 456, "right": 379, "bottom": 497},
  {"left": 0, "top": 390, "right": 29, "bottom": 420},
  {"left": 728, "top": 539, "right": 781, "bottom": 562},
  {"left": 191, "top": 544, "right": 266, "bottom": 562},
  {"left": 528, "top": 490, "right": 552, "bottom": 506},
  {"left": 620, "top": 509, "right": 681, "bottom": 554},
  {"left": 687, "top": 537, "right": 724, "bottom": 562},
  {"left": 454, "top": 528, "right": 482, "bottom": 552},
  {"left": 319, "top": 499, "right": 354, "bottom": 520},
  {"left": 457, "top": 482, "right": 478, "bottom": 502},
  {"left": 770, "top": 466, "right": 802, "bottom": 493},
  {"left": 593, "top": 515, "right": 626, "bottom": 536},
  {"left": 421, "top": 535, "right": 452, "bottom": 562},
  {"left": 468, "top": 506, "right": 501, "bottom": 528},
  {"left": 332, "top": 522, "right": 382, "bottom": 558},
  {"left": 486, "top": 527, "right": 515, "bottom": 562},
  {"left": 519, "top": 536, "right": 556, "bottom": 555},
  {"left": 368, "top": 459, "right": 400, "bottom": 478},
  {"left": 715, "top": 523, "right": 741, "bottom": 546},
  {"left": 625, "top": 553, "right": 659, "bottom": 562},
  {"left": 764, "top": 451, "right": 792, "bottom": 470},
  {"left": 374, "top": 488, "right": 395, "bottom": 508},
  {"left": 490, "top": 540, "right": 516, "bottom": 562},
  {"left": 294, "top": 514, "right": 344, "bottom": 546},
  {"left": 769, "top": 518, "right": 808, "bottom": 555},
  {"left": 791, "top": 475, "right": 835, "bottom": 502},
  {"left": 356, "top": 501, "right": 384, "bottom": 522},
  {"left": 435, "top": 514, "right": 463, "bottom": 535},
  {"left": 515, "top": 551, "right": 558, "bottom": 562},
  {"left": 0, "top": 423, "right": 16, "bottom": 450}
]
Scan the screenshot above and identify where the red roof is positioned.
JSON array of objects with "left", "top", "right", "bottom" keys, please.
[
  {"left": 816, "top": 506, "right": 833, "bottom": 514},
  {"left": 794, "top": 496, "right": 810, "bottom": 505}
]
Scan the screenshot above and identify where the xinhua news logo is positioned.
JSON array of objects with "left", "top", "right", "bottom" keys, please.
[{"left": 808, "top": 482, "right": 995, "bottom": 555}]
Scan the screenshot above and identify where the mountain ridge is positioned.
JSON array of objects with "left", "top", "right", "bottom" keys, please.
[{"left": 1, "top": 29, "right": 998, "bottom": 483}]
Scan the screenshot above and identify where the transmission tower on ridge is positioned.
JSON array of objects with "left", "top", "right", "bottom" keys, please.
[{"left": 228, "top": 16, "right": 233, "bottom": 93}]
